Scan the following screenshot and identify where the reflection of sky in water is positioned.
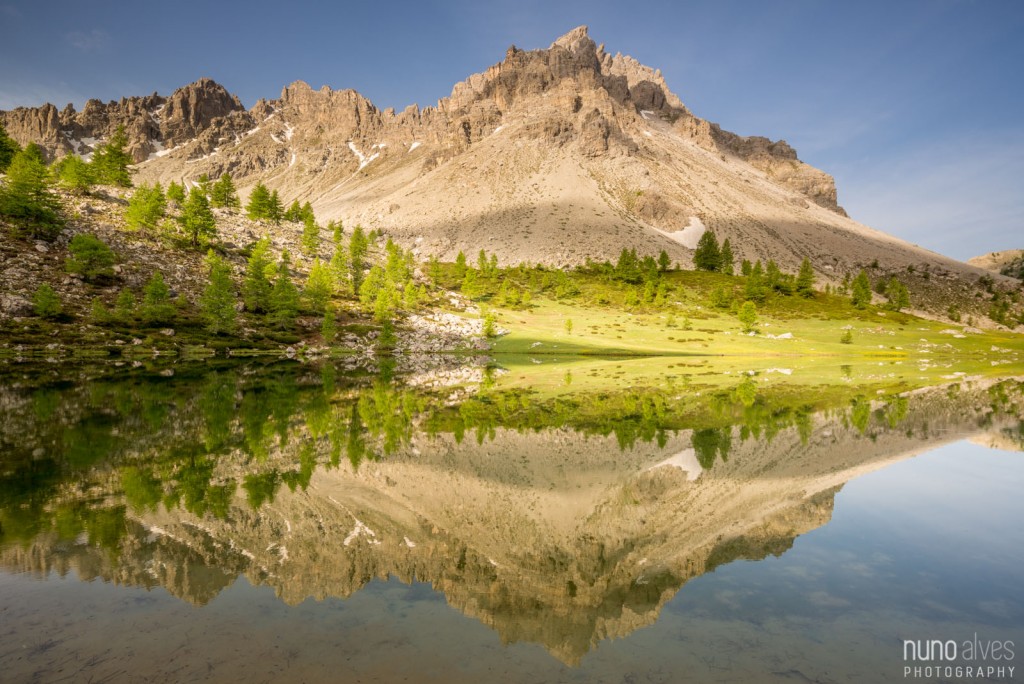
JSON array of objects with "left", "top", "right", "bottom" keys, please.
[
  {"left": 607, "top": 440, "right": 1024, "bottom": 681},
  {"left": 2, "top": 440, "right": 1023, "bottom": 683},
  {"left": 673, "top": 440, "right": 1024, "bottom": 627}
]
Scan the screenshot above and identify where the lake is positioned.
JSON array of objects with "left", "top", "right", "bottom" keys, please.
[{"left": 1, "top": 358, "right": 1022, "bottom": 683}]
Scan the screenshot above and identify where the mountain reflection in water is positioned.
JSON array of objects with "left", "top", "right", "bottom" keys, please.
[{"left": 1, "top": 360, "right": 1022, "bottom": 670}]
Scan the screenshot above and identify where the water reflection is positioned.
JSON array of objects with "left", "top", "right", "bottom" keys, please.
[{"left": 1, "top": 362, "right": 1023, "bottom": 666}]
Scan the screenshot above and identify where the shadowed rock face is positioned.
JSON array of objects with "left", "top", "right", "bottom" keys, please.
[{"left": 2, "top": 367, "right": 1021, "bottom": 664}]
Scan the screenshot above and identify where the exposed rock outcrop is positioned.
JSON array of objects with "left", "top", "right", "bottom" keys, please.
[
  {"left": 0, "top": 78, "right": 248, "bottom": 163},
  {"left": 0, "top": 25, "right": 996, "bottom": 289},
  {"left": 969, "top": 249, "right": 1024, "bottom": 280}
]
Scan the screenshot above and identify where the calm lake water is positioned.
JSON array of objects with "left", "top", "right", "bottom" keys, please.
[{"left": 1, "top": 360, "right": 1022, "bottom": 683}]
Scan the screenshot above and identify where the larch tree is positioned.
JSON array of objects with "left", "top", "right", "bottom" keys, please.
[
  {"left": 125, "top": 183, "right": 167, "bottom": 230},
  {"left": 269, "top": 251, "right": 300, "bottom": 328},
  {"left": 200, "top": 251, "right": 238, "bottom": 334},
  {"left": 301, "top": 215, "right": 320, "bottom": 257},
  {"left": 693, "top": 230, "right": 722, "bottom": 272},
  {"left": 166, "top": 181, "right": 186, "bottom": 204},
  {"left": 851, "top": 270, "right": 872, "bottom": 309},
  {"left": 348, "top": 225, "right": 369, "bottom": 292},
  {"left": 304, "top": 258, "right": 334, "bottom": 313},
  {"left": 796, "top": 258, "right": 816, "bottom": 297},
  {"left": 53, "top": 155, "right": 94, "bottom": 195},
  {"left": 179, "top": 187, "right": 217, "bottom": 246},
  {"left": 246, "top": 183, "right": 273, "bottom": 220},
  {"left": 140, "top": 272, "right": 176, "bottom": 325},
  {"left": 284, "top": 199, "right": 303, "bottom": 222},
  {"left": 268, "top": 190, "right": 283, "bottom": 223},
  {"left": 720, "top": 239, "right": 735, "bottom": 275},
  {"left": 0, "top": 143, "right": 63, "bottom": 237},
  {"left": 243, "top": 238, "right": 274, "bottom": 313},
  {"left": 91, "top": 125, "right": 133, "bottom": 187},
  {"left": 0, "top": 121, "right": 20, "bottom": 172},
  {"left": 210, "top": 173, "right": 240, "bottom": 209},
  {"left": 885, "top": 277, "right": 910, "bottom": 311}
]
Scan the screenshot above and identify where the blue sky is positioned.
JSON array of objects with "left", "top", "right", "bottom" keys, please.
[{"left": 1, "top": 0, "right": 1021, "bottom": 260}]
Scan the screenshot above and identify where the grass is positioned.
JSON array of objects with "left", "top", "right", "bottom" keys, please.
[{"left": 480, "top": 269, "right": 1024, "bottom": 397}]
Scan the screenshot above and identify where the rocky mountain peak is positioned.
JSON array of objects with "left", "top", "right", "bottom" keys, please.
[
  {"left": 3, "top": 26, "right": 944, "bottom": 277},
  {"left": 550, "top": 24, "right": 594, "bottom": 51},
  {"left": 0, "top": 76, "right": 248, "bottom": 164},
  {"left": 161, "top": 78, "right": 244, "bottom": 142}
]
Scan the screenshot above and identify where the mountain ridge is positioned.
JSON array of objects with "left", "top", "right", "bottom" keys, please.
[{"left": 0, "top": 26, "right": 1006, "bottom": 291}]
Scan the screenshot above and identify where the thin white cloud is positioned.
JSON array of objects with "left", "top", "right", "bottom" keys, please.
[
  {"left": 837, "top": 131, "right": 1024, "bottom": 261},
  {"left": 67, "top": 29, "right": 109, "bottom": 53}
]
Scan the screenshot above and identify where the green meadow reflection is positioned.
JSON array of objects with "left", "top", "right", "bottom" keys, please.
[{"left": 1, "top": 360, "right": 1023, "bottom": 664}]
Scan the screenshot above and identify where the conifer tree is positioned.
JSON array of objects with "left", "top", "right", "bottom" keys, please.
[
  {"left": 321, "top": 308, "right": 337, "bottom": 342},
  {"left": 284, "top": 199, "right": 303, "bottom": 222},
  {"left": 744, "top": 261, "right": 768, "bottom": 303},
  {"left": 461, "top": 268, "right": 481, "bottom": 299},
  {"left": 113, "top": 289, "right": 136, "bottom": 323},
  {"left": 179, "top": 187, "right": 216, "bottom": 246},
  {"left": 166, "top": 181, "right": 186, "bottom": 204},
  {"left": 454, "top": 251, "right": 467, "bottom": 280},
  {"left": 269, "top": 190, "right": 283, "bottom": 224},
  {"left": 329, "top": 244, "right": 350, "bottom": 295},
  {"left": 657, "top": 249, "right": 671, "bottom": 272},
  {"left": 0, "top": 143, "right": 63, "bottom": 236},
  {"left": 140, "top": 272, "right": 175, "bottom": 324},
  {"left": 243, "top": 238, "right": 273, "bottom": 313},
  {"left": 358, "top": 265, "right": 386, "bottom": 308},
  {"left": 246, "top": 183, "right": 273, "bottom": 220},
  {"left": 885, "top": 277, "right": 910, "bottom": 311},
  {"left": 615, "top": 248, "right": 642, "bottom": 283},
  {"left": 796, "top": 258, "right": 816, "bottom": 297},
  {"left": 269, "top": 251, "right": 300, "bottom": 328},
  {"left": 304, "top": 258, "right": 333, "bottom": 313},
  {"left": 427, "top": 255, "right": 442, "bottom": 284},
  {"left": 403, "top": 281, "right": 420, "bottom": 309},
  {"left": 301, "top": 201, "right": 315, "bottom": 223},
  {"left": 738, "top": 301, "right": 758, "bottom": 332},
  {"left": 693, "top": 230, "right": 722, "bottom": 272},
  {"left": 210, "top": 173, "right": 240, "bottom": 208},
  {"left": 195, "top": 173, "right": 212, "bottom": 196},
  {"left": 720, "top": 239, "right": 735, "bottom": 275},
  {"left": 348, "top": 225, "right": 369, "bottom": 291},
  {"left": 329, "top": 220, "right": 343, "bottom": 245},
  {"left": 301, "top": 215, "right": 320, "bottom": 257},
  {"left": 32, "top": 283, "right": 62, "bottom": 319},
  {"left": 851, "top": 270, "right": 872, "bottom": 309},
  {"left": 53, "top": 155, "right": 94, "bottom": 195},
  {"left": 91, "top": 125, "right": 132, "bottom": 187},
  {"left": 125, "top": 183, "right": 167, "bottom": 230},
  {"left": 0, "top": 121, "right": 20, "bottom": 172},
  {"left": 65, "top": 233, "right": 115, "bottom": 281},
  {"left": 384, "top": 239, "right": 409, "bottom": 285},
  {"left": 373, "top": 281, "right": 398, "bottom": 322},
  {"left": 200, "top": 251, "right": 237, "bottom": 334}
]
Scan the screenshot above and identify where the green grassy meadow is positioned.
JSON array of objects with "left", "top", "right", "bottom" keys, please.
[{"left": 476, "top": 269, "right": 1024, "bottom": 397}]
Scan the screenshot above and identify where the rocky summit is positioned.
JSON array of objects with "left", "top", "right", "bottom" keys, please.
[{"left": 0, "top": 26, "right": 1003, "bottom": 284}]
